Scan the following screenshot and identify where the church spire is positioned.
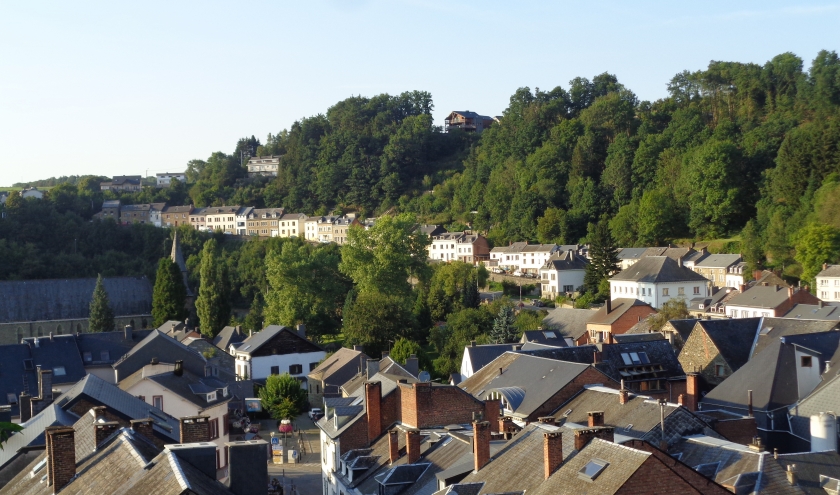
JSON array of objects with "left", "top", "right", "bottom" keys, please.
[{"left": 170, "top": 231, "right": 193, "bottom": 296}]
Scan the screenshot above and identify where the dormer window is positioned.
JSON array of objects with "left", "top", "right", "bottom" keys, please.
[{"left": 206, "top": 391, "right": 217, "bottom": 402}]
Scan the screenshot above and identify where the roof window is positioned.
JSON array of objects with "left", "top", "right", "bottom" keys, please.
[
  {"left": 54, "top": 366, "right": 66, "bottom": 376},
  {"left": 579, "top": 459, "right": 609, "bottom": 480},
  {"left": 23, "top": 359, "right": 34, "bottom": 370}
]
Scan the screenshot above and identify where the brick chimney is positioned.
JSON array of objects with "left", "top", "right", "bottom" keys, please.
[
  {"left": 179, "top": 416, "right": 210, "bottom": 443},
  {"left": 45, "top": 426, "right": 76, "bottom": 492},
  {"left": 605, "top": 298, "right": 612, "bottom": 313},
  {"left": 226, "top": 440, "right": 269, "bottom": 495},
  {"left": 588, "top": 411, "right": 605, "bottom": 427},
  {"left": 365, "top": 381, "right": 382, "bottom": 444},
  {"left": 388, "top": 430, "right": 399, "bottom": 463},
  {"left": 544, "top": 432, "right": 563, "bottom": 480},
  {"left": 618, "top": 380, "right": 630, "bottom": 405},
  {"left": 38, "top": 367, "right": 54, "bottom": 401},
  {"left": 574, "top": 426, "right": 615, "bottom": 450},
  {"left": 684, "top": 373, "right": 699, "bottom": 412},
  {"left": 95, "top": 421, "right": 120, "bottom": 450},
  {"left": 484, "top": 399, "right": 501, "bottom": 433},
  {"left": 130, "top": 418, "right": 155, "bottom": 444},
  {"left": 406, "top": 429, "right": 421, "bottom": 464},
  {"left": 538, "top": 417, "right": 557, "bottom": 426},
  {"left": 473, "top": 421, "right": 490, "bottom": 473}
]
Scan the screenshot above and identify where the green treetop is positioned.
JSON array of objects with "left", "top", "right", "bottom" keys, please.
[{"left": 584, "top": 217, "right": 620, "bottom": 300}]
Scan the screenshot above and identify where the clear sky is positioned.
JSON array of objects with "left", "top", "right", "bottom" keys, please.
[{"left": 1, "top": 1, "right": 838, "bottom": 186}]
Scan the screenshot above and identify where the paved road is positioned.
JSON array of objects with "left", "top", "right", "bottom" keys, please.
[{"left": 260, "top": 414, "right": 323, "bottom": 495}]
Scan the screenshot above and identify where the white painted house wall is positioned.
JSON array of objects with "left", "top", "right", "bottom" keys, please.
[
  {"left": 610, "top": 280, "right": 709, "bottom": 309},
  {"left": 539, "top": 268, "right": 585, "bottom": 298},
  {"left": 794, "top": 348, "right": 822, "bottom": 400},
  {"left": 725, "top": 304, "right": 775, "bottom": 318},
  {"left": 816, "top": 276, "right": 840, "bottom": 302},
  {"left": 235, "top": 350, "right": 326, "bottom": 382}
]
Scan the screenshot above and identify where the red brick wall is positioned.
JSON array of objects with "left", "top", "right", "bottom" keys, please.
[
  {"left": 399, "top": 383, "right": 485, "bottom": 429},
  {"left": 180, "top": 416, "right": 210, "bottom": 443},
  {"left": 45, "top": 427, "right": 76, "bottom": 490},
  {"left": 528, "top": 367, "right": 619, "bottom": 421},
  {"left": 338, "top": 413, "right": 371, "bottom": 451},
  {"left": 365, "top": 382, "right": 382, "bottom": 444},
  {"left": 380, "top": 388, "right": 401, "bottom": 432},
  {"left": 611, "top": 306, "right": 658, "bottom": 336}
]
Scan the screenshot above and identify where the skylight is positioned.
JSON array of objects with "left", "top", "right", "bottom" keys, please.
[
  {"left": 23, "top": 359, "right": 34, "bottom": 371},
  {"left": 53, "top": 366, "right": 66, "bottom": 376},
  {"left": 694, "top": 461, "right": 721, "bottom": 478},
  {"left": 579, "top": 459, "right": 609, "bottom": 480},
  {"left": 6, "top": 393, "right": 17, "bottom": 404},
  {"left": 543, "top": 331, "right": 557, "bottom": 339},
  {"left": 620, "top": 353, "right": 632, "bottom": 365}
]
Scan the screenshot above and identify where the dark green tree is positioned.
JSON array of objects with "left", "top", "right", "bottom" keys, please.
[
  {"left": 584, "top": 218, "right": 619, "bottom": 298},
  {"left": 89, "top": 274, "right": 115, "bottom": 332},
  {"left": 490, "top": 305, "right": 518, "bottom": 344},
  {"left": 462, "top": 276, "right": 480, "bottom": 309},
  {"left": 243, "top": 292, "right": 264, "bottom": 334},
  {"left": 343, "top": 291, "right": 416, "bottom": 358},
  {"left": 152, "top": 258, "right": 187, "bottom": 327},
  {"left": 195, "top": 239, "right": 230, "bottom": 338}
]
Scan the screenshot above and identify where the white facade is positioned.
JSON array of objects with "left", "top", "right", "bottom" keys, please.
[
  {"left": 121, "top": 368, "right": 231, "bottom": 471},
  {"left": 816, "top": 274, "right": 840, "bottom": 302},
  {"left": 539, "top": 268, "right": 585, "bottom": 298},
  {"left": 203, "top": 208, "right": 240, "bottom": 234},
  {"left": 518, "top": 245, "right": 559, "bottom": 273},
  {"left": 156, "top": 173, "right": 186, "bottom": 187},
  {"left": 235, "top": 207, "right": 251, "bottom": 235},
  {"left": 725, "top": 304, "right": 776, "bottom": 318},
  {"left": 794, "top": 348, "right": 822, "bottom": 400},
  {"left": 429, "top": 237, "right": 458, "bottom": 261},
  {"left": 247, "top": 156, "right": 281, "bottom": 177},
  {"left": 321, "top": 430, "right": 340, "bottom": 495},
  {"left": 277, "top": 214, "right": 305, "bottom": 238},
  {"left": 304, "top": 218, "right": 318, "bottom": 241},
  {"left": 610, "top": 280, "right": 709, "bottom": 309},
  {"left": 234, "top": 350, "right": 326, "bottom": 382},
  {"left": 20, "top": 188, "right": 44, "bottom": 199}
]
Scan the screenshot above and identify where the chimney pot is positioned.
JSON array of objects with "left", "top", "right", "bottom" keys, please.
[
  {"left": 574, "top": 426, "right": 615, "bottom": 451},
  {"left": 787, "top": 464, "right": 798, "bottom": 485},
  {"left": 174, "top": 360, "right": 184, "bottom": 377}
]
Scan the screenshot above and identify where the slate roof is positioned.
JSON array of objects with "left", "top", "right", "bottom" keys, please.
[
  {"left": 213, "top": 326, "right": 246, "bottom": 351},
  {"left": 552, "top": 385, "right": 712, "bottom": 447},
  {"left": 308, "top": 347, "right": 370, "bottom": 387},
  {"left": 521, "top": 326, "right": 574, "bottom": 346},
  {"left": 0, "top": 276, "right": 153, "bottom": 323},
  {"left": 530, "top": 438, "right": 652, "bottom": 495},
  {"left": 459, "top": 353, "right": 591, "bottom": 419},
  {"left": 664, "top": 319, "right": 701, "bottom": 342},
  {"left": 490, "top": 242, "right": 529, "bottom": 253},
  {"left": 695, "top": 254, "right": 743, "bottom": 268},
  {"left": 112, "top": 329, "right": 207, "bottom": 381},
  {"left": 457, "top": 422, "right": 574, "bottom": 494},
  {"left": 751, "top": 318, "right": 839, "bottom": 359},
  {"left": 522, "top": 243, "right": 558, "bottom": 253},
  {"left": 0, "top": 335, "right": 88, "bottom": 416},
  {"left": 726, "top": 284, "right": 803, "bottom": 310},
  {"left": 75, "top": 329, "right": 154, "bottom": 366},
  {"left": 701, "top": 333, "right": 840, "bottom": 425},
  {"left": 670, "top": 435, "right": 810, "bottom": 494},
  {"left": 541, "top": 250, "right": 588, "bottom": 271},
  {"left": 617, "top": 247, "right": 648, "bottom": 260},
  {"left": 1, "top": 425, "right": 235, "bottom": 495},
  {"left": 817, "top": 264, "right": 840, "bottom": 278},
  {"left": 785, "top": 303, "right": 840, "bottom": 320},
  {"left": 788, "top": 372, "right": 840, "bottom": 441},
  {"left": 235, "top": 325, "right": 323, "bottom": 356},
  {"left": 463, "top": 343, "right": 522, "bottom": 376},
  {"left": 0, "top": 404, "right": 74, "bottom": 472},
  {"left": 610, "top": 256, "right": 709, "bottom": 283},
  {"left": 692, "top": 318, "right": 763, "bottom": 371},
  {"left": 518, "top": 339, "right": 686, "bottom": 385},
  {"left": 133, "top": 368, "right": 233, "bottom": 409},
  {"left": 774, "top": 450, "right": 840, "bottom": 495},
  {"left": 612, "top": 332, "right": 666, "bottom": 343},
  {"left": 587, "top": 298, "right": 653, "bottom": 326}
]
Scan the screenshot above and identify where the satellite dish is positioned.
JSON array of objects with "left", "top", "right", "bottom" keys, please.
[{"left": 418, "top": 371, "right": 431, "bottom": 383}]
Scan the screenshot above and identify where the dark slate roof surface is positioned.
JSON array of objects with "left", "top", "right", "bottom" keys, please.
[
  {"left": 213, "top": 325, "right": 246, "bottom": 351},
  {"left": 751, "top": 318, "right": 839, "bottom": 358},
  {"left": 0, "top": 276, "right": 152, "bottom": 322},
  {"left": 784, "top": 303, "right": 840, "bottom": 320},
  {"left": 113, "top": 329, "right": 207, "bottom": 379},
  {"left": 463, "top": 343, "right": 521, "bottom": 375},
  {"left": 610, "top": 256, "right": 709, "bottom": 283},
  {"left": 76, "top": 329, "right": 153, "bottom": 366},
  {"left": 694, "top": 318, "right": 762, "bottom": 371},
  {"left": 308, "top": 347, "right": 369, "bottom": 387},
  {"left": 538, "top": 307, "right": 593, "bottom": 341}
]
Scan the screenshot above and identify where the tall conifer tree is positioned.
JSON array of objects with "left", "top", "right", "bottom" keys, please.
[
  {"left": 195, "top": 239, "right": 230, "bottom": 338},
  {"left": 584, "top": 217, "right": 620, "bottom": 300},
  {"left": 89, "top": 274, "right": 115, "bottom": 332},
  {"left": 152, "top": 258, "right": 187, "bottom": 327}
]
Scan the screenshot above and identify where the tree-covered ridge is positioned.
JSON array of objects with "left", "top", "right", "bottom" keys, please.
[{"left": 402, "top": 51, "right": 840, "bottom": 264}]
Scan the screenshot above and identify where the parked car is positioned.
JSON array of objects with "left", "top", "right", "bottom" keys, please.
[
  {"left": 532, "top": 300, "right": 545, "bottom": 307},
  {"left": 308, "top": 408, "right": 323, "bottom": 421},
  {"left": 513, "top": 270, "right": 523, "bottom": 276}
]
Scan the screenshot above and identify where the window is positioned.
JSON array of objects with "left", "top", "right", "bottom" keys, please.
[
  {"left": 801, "top": 356, "right": 813, "bottom": 368},
  {"left": 153, "top": 396, "right": 163, "bottom": 410},
  {"left": 208, "top": 418, "right": 220, "bottom": 440},
  {"left": 579, "top": 459, "right": 609, "bottom": 480},
  {"left": 223, "top": 413, "right": 229, "bottom": 435},
  {"left": 270, "top": 366, "right": 280, "bottom": 375},
  {"left": 662, "top": 288, "right": 669, "bottom": 296},
  {"left": 693, "top": 286, "right": 700, "bottom": 295},
  {"left": 138, "top": 395, "right": 145, "bottom": 402},
  {"left": 678, "top": 287, "right": 684, "bottom": 295},
  {"left": 207, "top": 391, "right": 217, "bottom": 402},
  {"left": 100, "top": 351, "right": 110, "bottom": 361},
  {"left": 563, "top": 285, "right": 574, "bottom": 292},
  {"left": 7, "top": 393, "right": 17, "bottom": 404},
  {"left": 53, "top": 366, "right": 66, "bottom": 376},
  {"left": 715, "top": 364, "right": 726, "bottom": 377},
  {"left": 310, "top": 362, "right": 319, "bottom": 371},
  {"left": 289, "top": 364, "right": 303, "bottom": 375},
  {"left": 83, "top": 352, "right": 92, "bottom": 362}
]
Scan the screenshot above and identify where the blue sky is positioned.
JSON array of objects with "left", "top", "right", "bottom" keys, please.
[{"left": 1, "top": 1, "right": 838, "bottom": 186}]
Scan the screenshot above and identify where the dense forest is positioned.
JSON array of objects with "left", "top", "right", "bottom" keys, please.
[{"left": 6, "top": 50, "right": 840, "bottom": 288}]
